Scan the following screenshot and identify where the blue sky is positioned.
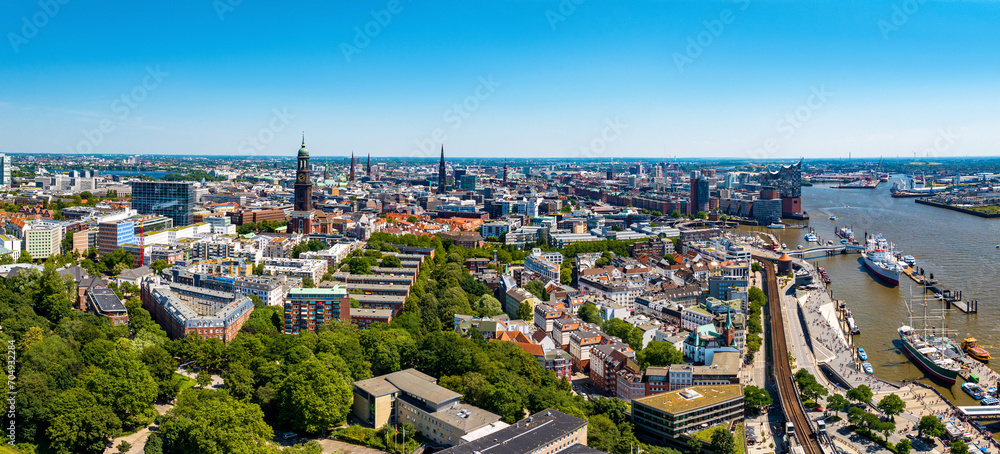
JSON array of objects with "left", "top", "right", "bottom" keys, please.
[{"left": 1, "top": 0, "right": 999, "bottom": 158}]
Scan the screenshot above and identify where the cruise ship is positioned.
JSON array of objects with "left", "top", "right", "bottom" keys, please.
[{"left": 862, "top": 234, "right": 904, "bottom": 286}]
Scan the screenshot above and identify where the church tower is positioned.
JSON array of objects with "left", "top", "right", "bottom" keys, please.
[
  {"left": 438, "top": 145, "right": 447, "bottom": 194},
  {"left": 349, "top": 151, "right": 356, "bottom": 183},
  {"left": 290, "top": 133, "right": 314, "bottom": 234}
]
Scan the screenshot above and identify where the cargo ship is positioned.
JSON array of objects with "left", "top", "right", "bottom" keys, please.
[
  {"left": 862, "top": 234, "right": 903, "bottom": 286},
  {"left": 962, "top": 336, "right": 991, "bottom": 363}
]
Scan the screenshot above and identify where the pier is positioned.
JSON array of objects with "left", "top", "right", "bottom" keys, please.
[
  {"left": 787, "top": 245, "right": 864, "bottom": 259},
  {"left": 901, "top": 266, "right": 978, "bottom": 313}
]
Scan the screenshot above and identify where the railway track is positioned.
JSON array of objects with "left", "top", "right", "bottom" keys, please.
[{"left": 755, "top": 254, "right": 825, "bottom": 454}]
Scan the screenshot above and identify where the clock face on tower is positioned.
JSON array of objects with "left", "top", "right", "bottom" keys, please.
[{"left": 297, "top": 173, "right": 306, "bottom": 182}]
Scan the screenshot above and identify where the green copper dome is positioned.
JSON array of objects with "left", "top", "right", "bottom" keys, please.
[{"left": 298, "top": 132, "right": 309, "bottom": 157}]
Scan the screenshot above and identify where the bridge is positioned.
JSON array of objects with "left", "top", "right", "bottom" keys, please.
[{"left": 787, "top": 245, "right": 864, "bottom": 259}]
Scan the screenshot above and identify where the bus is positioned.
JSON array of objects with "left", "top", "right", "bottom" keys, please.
[{"left": 786, "top": 422, "right": 795, "bottom": 435}]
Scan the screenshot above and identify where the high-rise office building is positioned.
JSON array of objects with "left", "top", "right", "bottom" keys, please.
[
  {"left": 0, "top": 154, "right": 11, "bottom": 187},
  {"left": 131, "top": 181, "right": 195, "bottom": 226}
]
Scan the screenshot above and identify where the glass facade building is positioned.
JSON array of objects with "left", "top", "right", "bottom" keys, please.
[{"left": 131, "top": 181, "right": 195, "bottom": 226}]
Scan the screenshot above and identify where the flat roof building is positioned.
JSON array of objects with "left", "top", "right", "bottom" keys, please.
[
  {"left": 632, "top": 385, "right": 743, "bottom": 449},
  {"left": 438, "top": 409, "right": 592, "bottom": 454}
]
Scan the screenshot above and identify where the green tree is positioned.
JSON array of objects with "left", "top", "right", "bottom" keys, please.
[
  {"left": 827, "top": 393, "right": 850, "bottom": 414},
  {"left": 670, "top": 209, "right": 682, "bottom": 218},
  {"left": 196, "top": 370, "right": 213, "bottom": 388},
  {"left": 159, "top": 388, "right": 274, "bottom": 454},
  {"left": 524, "top": 280, "right": 549, "bottom": 301},
  {"left": 47, "top": 388, "right": 122, "bottom": 454},
  {"left": 877, "top": 393, "right": 906, "bottom": 419},
  {"left": 277, "top": 358, "right": 353, "bottom": 434},
  {"left": 952, "top": 440, "right": 969, "bottom": 454},
  {"left": 380, "top": 254, "right": 402, "bottom": 268},
  {"left": 751, "top": 262, "right": 762, "bottom": 273},
  {"left": 117, "top": 441, "right": 133, "bottom": 453},
  {"left": 637, "top": 341, "right": 683, "bottom": 369},
  {"left": 578, "top": 303, "right": 602, "bottom": 324},
  {"left": 517, "top": 301, "right": 534, "bottom": 321},
  {"left": 743, "top": 385, "right": 772, "bottom": 410},
  {"left": 18, "top": 250, "right": 33, "bottom": 263},
  {"left": 895, "top": 439, "right": 912, "bottom": 454},
  {"left": 472, "top": 294, "right": 503, "bottom": 317},
  {"left": 602, "top": 318, "right": 643, "bottom": 351},
  {"left": 687, "top": 436, "right": 704, "bottom": 454},
  {"left": 80, "top": 343, "right": 159, "bottom": 429},
  {"left": 846, "top": 384, "right": 874, "bottom": 404},
  {"left": 144, "top": 433, "right": 164, "bottom": 454},
  {"left": 710, "top": 427, "right": 737, "bottom": 454},
  {"left": 696, "top": 211, "right": 708, "bottom": 220},
  {"left": 150, "top": 259, "right": 171, "bottom": 275},
  {"left": 918, "top": 414, "right": 946, "bottom": 438}
]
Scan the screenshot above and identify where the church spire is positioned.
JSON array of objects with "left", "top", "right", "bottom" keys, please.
[
  {"left": 349, "top": 151, "right": 356, "bottom": 182},
  {"left": 438, "top": 145, "right": 446, "bottom": 194}
]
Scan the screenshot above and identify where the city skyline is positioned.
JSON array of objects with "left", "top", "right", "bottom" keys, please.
[{"left": 3, "top": 1, "right": 1000, "bottom": 158}]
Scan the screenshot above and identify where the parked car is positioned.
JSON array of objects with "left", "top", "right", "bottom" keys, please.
[{"left": 282, "top": 432, "right": 298, "bottom": 440}]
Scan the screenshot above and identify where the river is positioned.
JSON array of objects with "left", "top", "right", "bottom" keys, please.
[{"left": 742, "top": 178, "right": 1000, "bottom": 406}]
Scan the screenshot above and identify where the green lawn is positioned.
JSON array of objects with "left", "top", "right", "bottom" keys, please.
[
  {"left": 692, "top": 423, "right": 745, "bottom": 454},
  {"left": 177, "top": 373, "right": 197, "bottom": 392}
]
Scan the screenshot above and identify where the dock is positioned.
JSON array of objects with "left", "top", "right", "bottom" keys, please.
[{"left": 901, "top": 266, "right": 977, "bottom": 313}]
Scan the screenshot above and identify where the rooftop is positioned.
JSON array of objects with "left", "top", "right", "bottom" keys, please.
[
  {"left": 632, "top": 385, "right": 743, "bottom": 415},
  {"left": 438, "top": 409, "right": 588, "bottom": 454},
  {"left": 89, "top": 287, "right": 126, "bottom": 313}
]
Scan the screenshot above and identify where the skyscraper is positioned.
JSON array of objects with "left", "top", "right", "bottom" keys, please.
[
  {"left": 0, "top": 154, "right": 10, "bottom": 187},
  {"left": 367, "top": 153, "right": 372, "bottom": 179},
  {"left": 290, "top": 134, "right": 314, "bottom": 234},
  {"left": 131, "top": 181, "right": 195, "bottom": 226},
  {"left": 438, "top": 145, "right": 447, "bottom": 194},
  {"left": 503, "top": 159, "right": 508, "bottom": 185},
  {"left": 689, "top": 172, "right": 710, "bottom": 215}
]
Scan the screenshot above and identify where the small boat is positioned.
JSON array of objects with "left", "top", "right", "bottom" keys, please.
[
  {"left": 857, "top": 348, "right": 868, "bottom": 361},
  {"left": 768, "top": 223, "right": 785, "bottom": 229},
  {"left": 829, "top": 215, "right": 837, "bottom": 220},
  {"left": 804, "top": 233, "right": 818, "bottom": 242},
  {"left": 901, "top": 255, "right": 916, "bottom": 266},
  {"left": 963, "top": 382, "right": 986, "bottom": 400},
  {"left": 982, "top": 397, "right": 1000, "bottom": 406},
  {"left": 797, "top": 244, "right": 803, "bottom": 249},
  {"left": 862, "top": 362, "right": 874, "bottom": 374},
  {"left": 827, "top": 240, "right": 834, "bottom": 246},
  {"left": 963, "top": 336, "right": 991, "bottom": 363},
  {"left": 934, "top": 293, "right": 944, "bottom": 300}
]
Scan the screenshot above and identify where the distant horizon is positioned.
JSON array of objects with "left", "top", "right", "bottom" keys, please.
[
  {"left": 12, "top": 152, "right": 1000, "bottom": 163},
  {"left": 3, "top": 1, "right": 999, "bottom": 158}
]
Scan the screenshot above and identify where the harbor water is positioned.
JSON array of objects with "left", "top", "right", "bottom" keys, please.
[{"left": 743, "top": 177, "right": 1000, "bottom": 407}]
